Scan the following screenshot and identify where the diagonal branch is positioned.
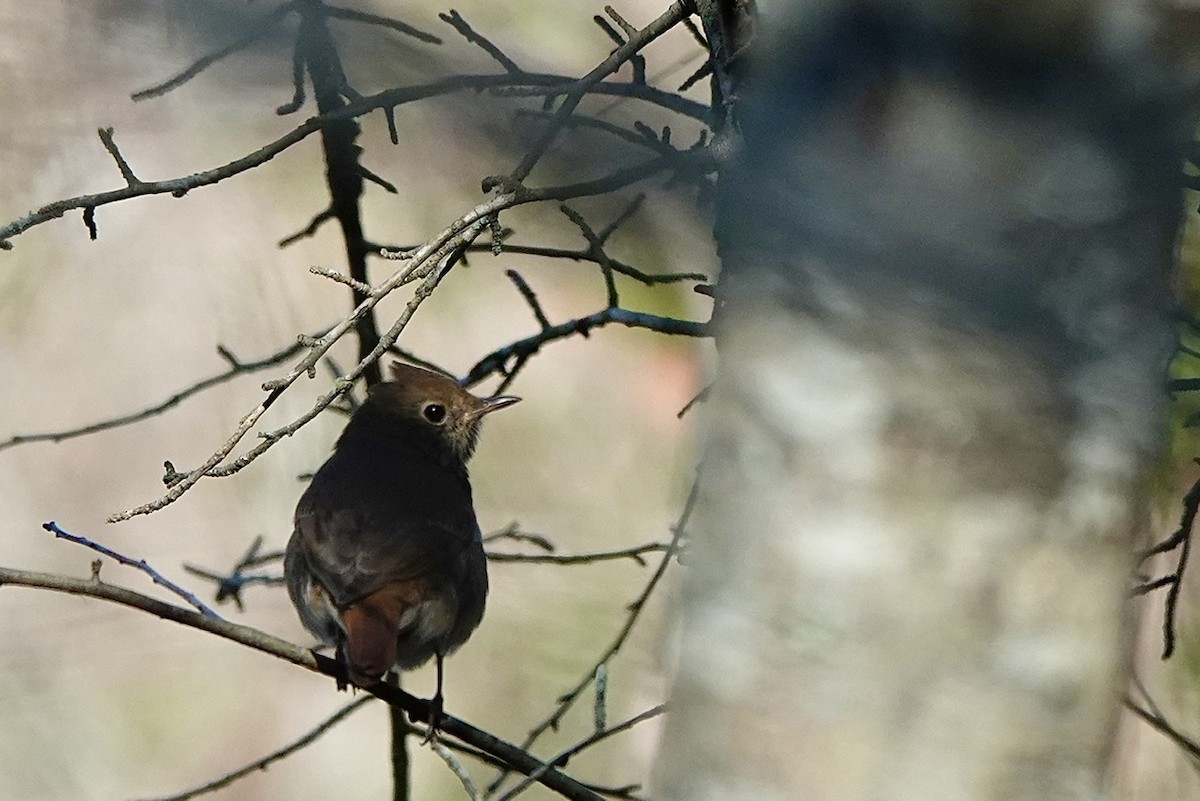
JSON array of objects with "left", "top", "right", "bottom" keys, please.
[
  {"left": 440, "top": 10, "right": 522, "bottom": 74},
  {"left": 462, "top": 306, "right": 708, "bottom": 389},
  {"left": 131, "top": 2, "right": 298, "bottom": 101},
  {"left": 45, "top": 521, "right": 218, "bottom": 617},
  {"left": 321, "top": 3, "right": 441, "bottom": 44},
  {"left": 0, "top": 565, "right": 602, "bottom": 801},
  {"left": 508, "top": 0, "right": 692, "bottom": 183},
  {"left": 486, "top": 471, "right": 700, "bottom": 794},
  {"left": 137, "top": 697, "right": 375, "bottom": 801}
]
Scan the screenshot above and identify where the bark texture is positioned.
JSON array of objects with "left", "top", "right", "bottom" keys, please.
[{"left": 655, "top": 2, "right": 1189, "bottom": 799}]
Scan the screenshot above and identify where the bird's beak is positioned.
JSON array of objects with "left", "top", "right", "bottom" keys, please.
[{"left": 469, "top": 395, "right": 521, "bottom": 420}]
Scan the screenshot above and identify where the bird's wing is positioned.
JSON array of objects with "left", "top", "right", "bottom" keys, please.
[{"left": 292, "top": 452, "right": 481, "bottom": 609}]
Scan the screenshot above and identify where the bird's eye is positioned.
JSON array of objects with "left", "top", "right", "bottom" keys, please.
[{"left": 422, "top": 403, "right": 447, "bottom": 424}]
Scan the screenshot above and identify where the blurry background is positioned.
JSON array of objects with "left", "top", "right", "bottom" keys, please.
[
  {"left": 5, "top": 2, "right": 1200, "bottom": 800},
  {"left": 0, "top": 1, "right": 715, "bottom": 799}
]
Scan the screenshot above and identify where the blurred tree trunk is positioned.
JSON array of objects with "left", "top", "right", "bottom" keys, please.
[{"left": 656, "top": 2, "right": 1189, "bottom": 799}]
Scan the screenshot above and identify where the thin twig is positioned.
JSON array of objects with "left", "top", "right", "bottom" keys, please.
[
  {"left": 279, "top": 208, "right": 335, "bottom": 247},
  {"left": 1136, "top": 472, "right": 1200, "bottom": 658},
  {"left": 322, "top": 3, "right": 442, "bottom": 44},
  {"left": 439, "top": 10, "right": 522, "bottom": 74},
  {"left": 384, "top": 237, "right": 708, "bottom": 286},
  {"left": 560, "top": 205, "right": 619, "bottom": 308},
  {"left": 486, "top": 471, "right": 700, "bottom": 793},
  {"left": 44, "top": 522, "right": 218, "bottom": 618},
  {"left": 97, "top": 127, "right": 140, "bottom": 185},
  {"left": 508, "top": 1, "right": 692, "bottom": 183},
  {"left": 462, "top": 306, "right": 708, "bottom": 389},
  {"left": 311, "top": 265, "right": 372, "bottom": 294},
  {"left": 0, "top": 339, "right": 307, "bottom": 453},
  {"left": 495, "top": 705, "right": 667, "bottom": 801},
  {"left": 505, "top": 270, "right": 551, "bottom": 330},
  {"left": 430, "top": 741, "right": 484, "bottom": 801},
  {"left": 1, "top": 74, "right": 707, "bottom": 249},
  {"left": 597, "top": 194, "right": 645, "bottom": 244},
  {"left": 1126, "top": 696, "right": 1200, "bottom": 762},
  {"left": 487, "top": 543, "right": 670, "bottom": 567},
  {"left": 137, "top": 697, "right": 374, "bottom": 801},
  {"left": 482, "top": 524, "right": 555, "bottom": 552},
  {"left": 132, "top": 2, "right": 297, "bottom": 100},
  {"left": 513, "top": 108, "right": 680, "bottom": 156}
]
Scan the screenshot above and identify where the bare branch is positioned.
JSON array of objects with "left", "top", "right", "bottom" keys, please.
[
  {"left": 311, "top": 265, "right": 372, "bottom": 294},
  {"left": 1134, "top": 471, "right": 1200, "bottom": 658},
  {"left": 183, "top": 534, "right": 286, "bottom": 613},
  {"left": 505, "top": 270, "right": 551, "bottom": 330},
  {"left": 1, "top": 74, "right": 706, "bottom": 249},
  {"left": 358, "top": 163, "right": 398, "bottom": 193},
  {"left": 138, "top": 697, "right": 374, "bottom": 801},
  {"left": 131, "top": 2, "right": 297, "bottom": 101},
  {"left": 486, "top": 472, "right": 699, "bottom": 793},
  {"left": 0, "top": 339, "right": 306, "bottom": 453},
  {"left": 482, "top": 524, "right": 555, "bottom": 552},
  {"left": 487, "top": 542, "right": 671, "bottom": 567},
  {"left": 44, "top": 522, "right": 218, "bottom": 618},
  {"left": 385, "top": 237, "right": 708, "bottom": 286},
  {"left": 508, "top": 0, "right": 692, "bottom": 183},
  {"left": 495, "top": 705, "right": 667, "bottom": 801},
  {"left": 321, "top": 3, "right": 442, "bottom": 45},
  {"left": 97, "top": 127, "right": 141, "bottom": 186},
  {"left": 0, "top": 565, "right": 603, "bottom": 801},
  {"left": 430, "top": 741, "right": 484, "bottom": 801},
  {"left": 462, "top": 305, "right": 708, "bottom": 389},
  {"left": 439, "top": 10, "right": 522, "bottom": 74},
  {"left": 514, "top": 108, "right": 681, "bottom": 156},
  {"left": 560, "top": 204, "right": 619, "bottom": 308},
  {"left": 598, "top": 194, "right": 645, "bottom": 244},
  {"left": 1125, "top": 696, "right": 1200, "bottom": 763},
  {"left": 279, "top": 207, "right": 335, "bottom": 247}
]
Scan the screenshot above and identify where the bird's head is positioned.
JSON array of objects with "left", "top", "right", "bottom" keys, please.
[{"left": 362, "top": 362, "right": 520, "bottom": 464}]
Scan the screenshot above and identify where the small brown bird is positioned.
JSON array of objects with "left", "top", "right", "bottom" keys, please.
[{"left": 285, "top": 361, "right": 518, "bottom": 708}]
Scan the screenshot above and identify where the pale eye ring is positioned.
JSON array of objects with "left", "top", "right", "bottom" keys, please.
[{"left": 422, "top": 403, "right": 447, "bottom": 424}]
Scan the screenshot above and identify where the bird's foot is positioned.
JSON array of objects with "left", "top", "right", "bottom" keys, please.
[{"left": 420, "top": 690, "right": 444, "bottom": 744}]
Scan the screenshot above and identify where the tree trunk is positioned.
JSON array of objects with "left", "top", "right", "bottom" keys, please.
[{"left": 655, "top": 3, "right": 1188, "bottom": 799}]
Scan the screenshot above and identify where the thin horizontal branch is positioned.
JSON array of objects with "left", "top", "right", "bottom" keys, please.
[
  {"left": 0, "top": 338, "right": 307, "bottom": 453},
  {"left": 487, "top": 542, "right": 670, "bottom": 566},
  {"left": 514, "top": 108, "right": 680, "bottom": 156},
  {"left": 321, "top": 3, "right": 442, "bottom": 44},
  {"left": 1, "top": 73, "right": 706, "bottom": 249},
  {"left": 388, "top": 239, "right": 708, "bottom": 286},
  {"left": 0, "top": 565, "right": 602, "bottom": 801}
]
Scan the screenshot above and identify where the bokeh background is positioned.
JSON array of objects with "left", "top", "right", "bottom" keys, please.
[
  {"left": 5, "top": 2, "right": 1200, "bottom": 800},
  {"left": 0, "top": 2, "right": 714, "bottom": 799}
]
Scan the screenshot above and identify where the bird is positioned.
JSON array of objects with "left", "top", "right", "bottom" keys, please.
[{"left": 285, "top": 361, "right": 519, "bottom": 718}]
